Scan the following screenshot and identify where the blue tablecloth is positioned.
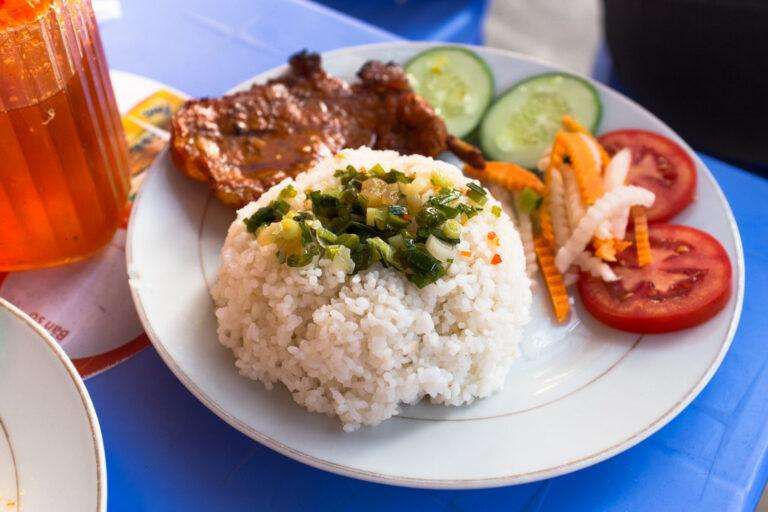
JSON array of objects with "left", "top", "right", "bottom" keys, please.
[
  {"left": 91, "top": 1, "right": 768, "bottom": 510},
  {"left": 313, "top": 0, "right": 489, "bottom": 44}
]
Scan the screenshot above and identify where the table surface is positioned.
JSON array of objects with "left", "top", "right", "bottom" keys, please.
[{"left": 90, "top": 1, "right": 768, "bottom": 510}]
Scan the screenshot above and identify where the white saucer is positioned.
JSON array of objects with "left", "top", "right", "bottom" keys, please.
[{"left": 0, "top": 298, "right": 106, "bottom": 510}]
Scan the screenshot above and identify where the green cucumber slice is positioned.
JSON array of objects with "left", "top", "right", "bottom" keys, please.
[
  {"left": 479, "top": 72, "right": 602, "bottom": 168},
  {"left": 405, "top": 46, "right": 494, "bottom": 139}
]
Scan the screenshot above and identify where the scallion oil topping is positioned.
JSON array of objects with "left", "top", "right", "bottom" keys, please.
[{"left": 244, "top": 165, "right": 492, "bottom": 288}]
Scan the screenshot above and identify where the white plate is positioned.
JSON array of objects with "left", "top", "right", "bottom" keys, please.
[
  {"left": 126, "top": 42, "right": 744, "bottom": 488},
  {"left": 0, "top": 299, "right": 106, "bottom": 510}
]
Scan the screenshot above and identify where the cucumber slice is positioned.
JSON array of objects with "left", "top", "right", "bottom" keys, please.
[
  {"left": 479, "top": 72, "right": 602, "bottom": 168},
  {"left": 405, "top": 46, "right": 494, "bottom": 139}
]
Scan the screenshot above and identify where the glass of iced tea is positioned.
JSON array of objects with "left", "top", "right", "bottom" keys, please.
[{"left": 0, "top": 0, "right": 129, "bottom": 271}]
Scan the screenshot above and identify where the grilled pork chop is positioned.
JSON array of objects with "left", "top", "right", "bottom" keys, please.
[{"left": 170, "top": 51, "right": 485, "bottom": 208}]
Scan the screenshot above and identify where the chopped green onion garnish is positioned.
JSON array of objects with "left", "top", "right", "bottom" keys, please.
[
  {"left": 404, "top": 244, "right": 446, "bottom": 288},
  {"left": 516, "top": 187, "right": 543, "bottom": 214},
  {"left": 286, "top": 244, "right": 319, "bottom": 267},
  {"left": 491, "top": 205, "right": 502, "bottom": 217},
  {"left": 247, "top": 164, "right": 487, "bottom": 287},
  {"left": 381, "top": 169, "right": 414, "bottom": 184},
  {"left": 365, "top": 207, "right": 377, "bottom": 227},
  {"left": 350, "top": 242, "right": 373, "bottom": 272},
  {"left": 278, "top": 217, "right": 301, "bottom": 241},
  {"left": 367, "top": 237, "right": 401, "bottom": 270},
  {"left": 278, "top": 184, "right": 297, "bottom": 200},
  {"left": 292, "top": 211, "right": 314, "bottom": 222},
  {"left": 387, "top": 233, "right": 405, "bottom": 251},
  {"left": 441, "top": 219, "right": 461, "bottom": 241},
  {"left": 416, "top": 205, "right": 445, "bottom": 228},
  {"left": 243, "top": 199, "right": 290, "bottom": 233},
  {"left": 426, "top": 234, "right": 455, "bottom": 262},
  {"left": 316, "top": 226, "right": 338, "bottom": 243},
  {"left": 309, "top": 191, "right": 342, "bottom": 218},
  {"left": 387, "top": 213, "right": 410, "bottom": 229},
  {"left": 323, "top": 244, "right": 341, "bottom": 259},
  {"left": 466, "top": 182, "right": 488, "bottom": 205},
  {"left": 336, "top": 233, "right": 360, "bottom": 249},
  {"left": 329, "top": 245, "right": 354, "bottom": 274},
  {"left": 322, "top": 185, "right": 342, "bottom": 198},
  {"left": 386, "top": 205, "right": 409, "bottom": 229},
  {"left": 370, "top": 163, "right": 386, "bottom": 178},
  {"left": 456, "top": 203, "right": 479, "bottom": 219},
  {"left": 365, "top": 208, "right": 390, "bottom": 230},
  {"left": 430, "top": 171, "right": 454, "bottom": 189}
]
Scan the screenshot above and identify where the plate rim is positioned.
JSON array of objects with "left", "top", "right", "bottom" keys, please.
[
  {"left": 126, "top": 41, "right": 745, "bottom": 489},
  {"left": 0, "top": 297, "right": 107, "bottom": 509}
]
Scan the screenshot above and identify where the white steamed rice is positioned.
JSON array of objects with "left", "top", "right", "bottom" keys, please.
[{"left": 212, "top": 147, "right": 532, "bottom": 431}]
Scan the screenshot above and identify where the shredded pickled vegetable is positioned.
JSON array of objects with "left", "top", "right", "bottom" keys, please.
[
  {"left": 603, "top": 149, "right": 633, "bottom": 239},
  {"left": 595, "top": 221, "right": 613, "bottom": 241},
  {"left": 633, "top": 205, "right": 653, "bottom": 266},
  {"left": 603, "top": 148, "right": 631, "bottom": 190},
  {"left": 534, "top": 235, "right": 570, "bottom": 322},
  {"left": 515, "top": 204, "right": 538, "bottom": 278},
  {"left": 575, "top": 252, "right": 618, "bottom": 281},
  {"left": 555, "top": 185, "right": 655, "bottom": 273},
  {"left": 563, "top": 272, "right": 579, "bottom": 287},
  {"left": 541, "top": 135, "right": 565, "bottom": 246},
  {"left": 548, "top": 168, "right": 571, "bottom": 248},
  {"left": 522, "top": 120, "right": 660, "bottom": 324},
  {"left": 611, "top": 209, "right": 631, "bottom": 240},
  {"left": 563, "top": 168, "right": 586, "bottom": 231}
]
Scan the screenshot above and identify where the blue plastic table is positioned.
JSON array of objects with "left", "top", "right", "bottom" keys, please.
[{"left": 91, "top": 1, "right": 768, "bottom": 510}]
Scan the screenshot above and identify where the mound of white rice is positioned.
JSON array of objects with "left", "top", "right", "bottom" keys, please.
[{"left": 212, "top": 148, "right": 532, "bottom": 431}]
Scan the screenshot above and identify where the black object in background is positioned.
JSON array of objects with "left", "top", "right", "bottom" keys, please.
[{"left": 603, "top": 0, "right": 768, "bottom": 169}]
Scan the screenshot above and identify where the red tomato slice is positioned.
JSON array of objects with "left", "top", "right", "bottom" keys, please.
[
  {"left": 599, "top": 130, "right": 696, "bottom": 223},
  {"left": 578, "top": 224, "right": 731, "bottom": 333}
]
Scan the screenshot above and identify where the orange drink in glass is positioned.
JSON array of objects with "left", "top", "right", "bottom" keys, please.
[{"left": 0, "top": 0, "right": 129, "bottom": 271}]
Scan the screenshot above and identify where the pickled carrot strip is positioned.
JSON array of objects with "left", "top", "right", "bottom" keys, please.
[
  {"left": 633, "top": 205, "right": 653, "bottom": 266},
  {"left": 594, "top": 238, "right": 617, "bottom": 262},
  {"left": 547, "top": 133, "right": 566, "bottom": 177},
  {"left": 463, "top": 161, "right": 545, "bottom": 194},
  {"left": 562, "top": 115, "right": 610, "bottom": 167},
  {"left": 538, "top": 207, "right": 555, "bottom": 244},
  {"left": 562, "top": 115, "right": 588, "bottom": 134},
  {"left": 613, "top": 239, "right": 632, "bottom": 254},
  {"left": 559, "top": 132, "right": 604, "bottom": 206},
  {"left": 534, "top": 235, "right": 570, "bottom": 323},
  {"left": 598, "top": 143, "right": 611, "bottom": 168}
]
